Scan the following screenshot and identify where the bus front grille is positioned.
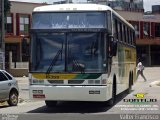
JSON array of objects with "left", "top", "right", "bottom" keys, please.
[
  {"left": 68, "top": 80, "right": 85, "bottom": 84},
  {"left": 47, "top": 80, "right": 64, "bottom": 84}
]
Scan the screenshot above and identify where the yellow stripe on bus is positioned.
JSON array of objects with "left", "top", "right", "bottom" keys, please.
[{"left": 32, "top": 73, "right": 77, "bottom": 80}]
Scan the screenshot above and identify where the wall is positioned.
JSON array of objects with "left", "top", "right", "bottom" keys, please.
[
  {"left": 116, "top": 10, "right": 160, "bottom": 22},
  {"left": 10, "top": 1, "right": 48, "bottom": 36},
  {"left": 7, "top": 68, "right": 28, "bottom": 77}
]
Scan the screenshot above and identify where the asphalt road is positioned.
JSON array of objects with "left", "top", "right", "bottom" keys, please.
[{"left": 0, "top": 67, "right": 160, "bottom": 120}]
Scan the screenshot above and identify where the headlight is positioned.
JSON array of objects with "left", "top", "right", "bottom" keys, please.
[
  {"left": 32, "top": 79, "right": 44, "bottom": 84},
  {"left": 88, "top": 80, "right": 100, "bottom": 84},
  {"left": 101, "top": 79, "right": 107, "bottom": 84}
]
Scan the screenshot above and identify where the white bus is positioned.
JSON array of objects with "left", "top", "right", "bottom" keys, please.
[{"left": 29, "top": 4, "right": 136, "bottom": 107}]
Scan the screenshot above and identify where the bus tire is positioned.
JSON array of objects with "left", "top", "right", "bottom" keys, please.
[
  {"left": 127, "top": 73, "right": 132, "bottom": 94},
  {"left": 45, "top": 100, "right": 57, "bottom": 107},
  {"left": 108, "top": 76, "right": 116, "bottom": 106}
]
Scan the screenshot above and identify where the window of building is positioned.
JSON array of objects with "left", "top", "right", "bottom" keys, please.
[
  {"left": 143, "top": 22, "right": 150, "bottom": 37},
  {"left": 155, "top": 23, "right": 160, "bottom": 37},
  {"left": 5, "top": 43, "right": 19, "bottom": 63},
  {"left": 151, "top": 45, "right": 160, "bottom": 65},
  {"left": 19, "top": 14, "right": 29, "bottom": 35},
  {"left": 130, "top": 21, "right": 139, "bottom": 38},
  {"left": 5, "top": 14, "right": 13, "bottom": 34},
  {"left": 22, "top": 38, "right": 29, "bottom": 62}
]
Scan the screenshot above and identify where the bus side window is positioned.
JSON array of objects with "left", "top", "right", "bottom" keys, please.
[
  {"left": 132, "top": 30, "right": 135, "bottom": 45},
  {"left": 107, "top": 11, "right": 112, "bottom": 33},
  {"left": 115, "top": 19, "right": 118, "bottom": 40},
  {"left": 108, "top": 35, "right": 117, "bottom": 57},
  {"left": 123, "top": 25, "right": 126, "bottom": 43},
  {"left": 119, "top": 22, "right": 122, "bottom": 41},
  {"left": 128, "top": 29, "right": 131, "bottom": 45},
  {"left": 126, "top": 27, "right": 129, "bottom": 44},
  {"left": 113, "top": 18, "right": 116, "bottom": 38},
  {"left": 121, "top": 23, "right": 126, "bottom": 43},
  {"left": 131, "top": 30, "right": 133, "bottom": 45}
]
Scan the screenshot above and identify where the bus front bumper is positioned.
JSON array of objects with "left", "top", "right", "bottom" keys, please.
[{"left": 29, "top": 85, "right": 112, "bottom": 102}]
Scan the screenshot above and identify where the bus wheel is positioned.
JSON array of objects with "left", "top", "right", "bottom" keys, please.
[
  {"left": 127, "top": 73, "right": 132, "bottom": 94},
  {"left": 108, "top": 77, "right": 116, "bottom": 106},
  {"left": 45, "top": 100, "right": 57, "bottom": 107}
]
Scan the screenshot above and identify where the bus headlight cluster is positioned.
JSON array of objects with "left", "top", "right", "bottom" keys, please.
[
  {"left": 32, "top": 79, "right": 44, "bottom": 84},
  {"left": 101, "top": 79, "right": 107, "bottom": 84},
  {"left": 88, "top": 80, "right": 100, "bottom": 84}
]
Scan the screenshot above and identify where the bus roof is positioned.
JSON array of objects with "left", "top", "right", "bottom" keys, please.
[
  {"left": 33, "top": 4, "right": 134, "bottom": 30},
  {"left": 33, "top": 3, "right": 113, "bottom": 12}
]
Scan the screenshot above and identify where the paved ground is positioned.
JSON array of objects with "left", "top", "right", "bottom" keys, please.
[
  {"left": 16, "top": 67, "right": 160, "bottom": 101},
  {"left": 16, "top": 76, "right": 29, "bottom": 102},
  {"left": 107, "top": 67, "right": 160, "bottom": 114},
  {"left": 0, "top": 67, "right": 160, "bottom": 115}
]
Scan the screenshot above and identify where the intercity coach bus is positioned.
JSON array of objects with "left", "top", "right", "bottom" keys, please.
[{"left": 29, "top": 4, "right": 136, "bottom": 107}]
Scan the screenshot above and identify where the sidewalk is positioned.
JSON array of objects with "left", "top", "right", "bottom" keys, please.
[
  {"left": 15, "top": 67, "right": 160, "bottom": 100},
  {"left": 15, "top": 67, "right": 160, "bottom": 85},
  {"left": 136, "top": 67, "right": 160, "bottom": 87},
  {"left": 107, "top": 67, "right": 160, "bottom": 114},
  {"left": 15, "top": 76, "right": 28, "bottom": 83}
]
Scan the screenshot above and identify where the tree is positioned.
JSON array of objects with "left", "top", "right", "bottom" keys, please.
[{"left": 4, "top": 0, "right": 11, "bottom": 16}]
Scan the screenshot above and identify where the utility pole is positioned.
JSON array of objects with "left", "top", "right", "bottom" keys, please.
[{"left": 0, "top": 0, "right": 5, "bottom": 69}]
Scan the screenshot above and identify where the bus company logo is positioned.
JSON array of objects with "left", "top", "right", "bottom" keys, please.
[
  {"left": 134, "top": 93, "right": 146, "bottom": 99},
  {"left": 123, "top": 93, "right": 157, "bottom": 104}
]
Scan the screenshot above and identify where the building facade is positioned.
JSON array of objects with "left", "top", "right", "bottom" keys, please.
[
  {"left": 117, "top": 10, "right": 160, "bottom": 66},
  {"left": 152, "top": 5, "right": 160, "bottom": 13},
  {"left": 0, "top": 0, "right": 5, "bottom": 69},
  {"left": 5, "top": 1, "right": 47, "bottom": 70},
  {"left": 5, "top": 1, "right": 160, "bottom": 73},
  {"left": 96, "top": 0, "right": 160, "bottom": 66}
]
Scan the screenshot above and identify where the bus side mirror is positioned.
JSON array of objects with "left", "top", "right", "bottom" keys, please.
[
  {"left": 109, "top": 36, "right": 117, "bottom": 57},
  {"left": 112, "top": 40, "right": 117, "bottom": 56}
]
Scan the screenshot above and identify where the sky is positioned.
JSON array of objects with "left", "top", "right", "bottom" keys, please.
[{"left": 10, "top": 0, "right": 160, "bottom": 12}]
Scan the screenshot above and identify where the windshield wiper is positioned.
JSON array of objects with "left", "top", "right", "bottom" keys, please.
[
  {"left": 46, "top": 42, "right": 64, "bottom": 74},
  {"left": 68, "top": 48, "right": 85, "bottom": 73},
  {"left": 46, "top": 49, "right": 62, "bottom": 74},
  {"left": 72, "top": 58, "right": 85, "bottom": 73}
]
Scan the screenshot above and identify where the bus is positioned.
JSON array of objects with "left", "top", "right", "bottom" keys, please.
[{"left": 29, "top": 4, "right": 136, "bottom": 107}]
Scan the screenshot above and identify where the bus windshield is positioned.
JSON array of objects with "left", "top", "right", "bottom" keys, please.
[
  {"left": 32, "top": 12, "right": 106, "bottom": 29},
  {"left": 31, "top": 32, "right": 106, "bottom": 73}
]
